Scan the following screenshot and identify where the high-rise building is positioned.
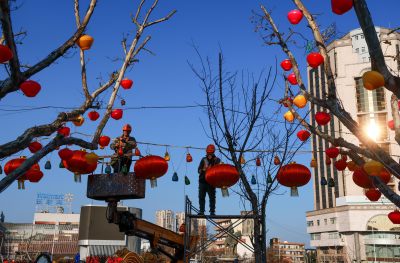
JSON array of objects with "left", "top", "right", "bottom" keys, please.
[
  {"left": 155, "top": 210, "right": 175, "bottom": 232},
  {"left": 267, "top": 238, "right": 305, "bottom": 263},
  {"left": 306, "top": 27, "right": 400, "bottom": 263}
]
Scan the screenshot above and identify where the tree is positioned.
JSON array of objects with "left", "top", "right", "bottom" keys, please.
[
  {"left": 192, "top": 51, "right": 308, "bottom": 263},
  {"left": 257, "top": 0, "right": 400, "bottom": 207},
  {"left": 0, "top": 0, "right": 175, "bottom": 192}
]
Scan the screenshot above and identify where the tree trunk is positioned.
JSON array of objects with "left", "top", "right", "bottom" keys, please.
[{"left": 252, "top": 204, "right": 267, "bottom": 263}]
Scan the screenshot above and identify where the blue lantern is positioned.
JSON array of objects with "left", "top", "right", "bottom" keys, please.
[
  {"left": 251, "top": 175, "right": 257, "bottom": 185},
  {"left": 172, "top": 172, "right": 178, "bottom": 182}
]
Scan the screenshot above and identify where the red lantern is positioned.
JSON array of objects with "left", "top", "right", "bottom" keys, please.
[
  {"left": 111, "top": 109, "right": 123, "bottom": 120},
  {"left": 331, "top": 0, "right": 353, "bottom": 15},
  {"left": 297, "top": 130, "right": 310, "bottom": 141},
  {"left": 134, "top": 155, "right": 168, "bottom": 188},
  {"left": 26, "top": 163, "right": 43, "bottom": 183},
  {"left": 135, "top": 148, "right": 141, "bottom": 156},
  {"left": 58, "top": 127, "right": 70, "bottom": 137},
  {"left": 388, "top": 210, "right": 400, "bottom": 224},
  {"left": 326, "top": 147, "right": 339, "bottom": 159},
  {"left": 63, "top": 150, "right": 97, "bottom": 175},
  {"left": 365, "top": 188, "right": 381, "bottom": 202},
  {"left": 4, "top": 157, "right": 43, "bottom": 189},
  {"left": 28, "top": 141, "right": 42, "bottom": 153},
  {"left": 315, "top": 112, "right": 331, "bottom": 125},
  {"left": 353, "top": 168, "right": 373, "bottom": 188},
  {"left": 377, "top": 168, "right": 391, "bottom": 184},
  {"left": 277, "top": 163, "right": 311, "bottom": 196},
  {"left": 388, "top": 120, "right": 395, "bottom": 131},
  {"left": 325, "top": 157, "right": 331, "bottom": 165},
  {"left": 341, "top": 155, "right": 348, "bottom": 161},
  {"left": 306, "top": 53, "right": 324, "bottom": 68},
  {"left": 205, "top": 164, "right": 240, "bottom": 197},
  {"left": 256, "top": 157, "right": 261, "bottom": 167},
  {"left": 282, "top": 97, "right": 293, "bottom": 108},
  {"left": 287, "top": 9, "right": 303, "bottom": 25},
  {"left": 334, "top": 159, "right": 347, "bottom": 171},
  {"left": 88, "top": 111, "right": 100, "bottom": 121},
  {"left": 280, "top": 59, "right": 292, "bottom": 71},
  {"left": 58, "top": 148, "right": 73, "bottom": 160},
  {"left": 98, "top": 136, "right": 111, "bottom": 148},
  {"left": 0, "top": 45, "right": 13, "bottom": 63},
  {"left": 186, "top": 153, "right": 193, "bottom": 163},
  {"left": 120, "top": 79, "right": 133, "bottom": 90},
  {"left": 287, "top": 73, "right": 298, "bottom": 85},
  {"left": 20, "top": 80, "right": 41, "bottom": 97}
]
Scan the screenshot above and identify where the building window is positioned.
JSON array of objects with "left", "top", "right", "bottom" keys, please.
[
  {"left": 311, "top": 233, "right": 321, "bottom": 240},
  {"left": 355, "top": 48, "right": 359, "bottom": 53},
  {"left": 328, "top": 232, "right": 340, "bottom": 239},
  {"left": 362, "top": 46, "right": 366, "bottom": 53},
  {"left": 317, "top": 220, "right": 320, "bottom": 226},
  {"left": 361, "top": 34, "right": 364, "bottom": 39},
  {"left": 324, "top": 219, "right": 328, "bottom": 225},
  {"left": 355, "top": 35, "right": 359, "bottom": 40},
  {"left": 307, "top": 221, "right": 314, "bottom": 227},
  {"left": 330, "top": 217, "right": 336, "bottom": 224}
]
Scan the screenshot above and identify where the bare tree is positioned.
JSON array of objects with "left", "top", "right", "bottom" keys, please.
[
  {"left": 0, "top": 0, "right": 175, "bottom": 192},
  {"left": 256, "top": 0, "right": 400, "bottom": 207},
  {"left": 191, "top": 51, "right": 308, "bottom": 262}
]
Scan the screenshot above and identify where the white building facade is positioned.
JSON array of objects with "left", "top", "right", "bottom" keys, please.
[{"left": 306, "top": 27, "right": 400, "bottom": 263}]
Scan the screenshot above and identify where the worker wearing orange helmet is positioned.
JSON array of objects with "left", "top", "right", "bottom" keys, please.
[
  {"left": 110, "top": 124, "right": 137, "bottom": 173},
  {"left": 197, "top": 144, "right": 220, "bottom": 215}
]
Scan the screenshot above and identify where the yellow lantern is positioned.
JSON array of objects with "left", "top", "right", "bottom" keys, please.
[
  {"left": 293, "top": 95, "right": 307, "bottom": 108},
  {"left": 73, "top": 115, "right": 85, "bottom": 126},
  {"left": 164, "top": 151, "right": 170, "bottom": 161},
  {"left": 240, "top": 155, "right": 246, "bottom": 164},
  {"left": 310, "top": 158, "right": 317, "bottom": 168},
  {"left": 284, "top": 111, "right": 294, "bottom": 122},
  {"left": 363, "top": 160, "right": 383, "bottom": 175},
  {"left": 85, "top": 152, "right": 99, "bottom": 165},
  {"left": 362, "top": 71, "right": 385, "bottom": 91},
  {"left": 347, "top": 161, "right": 357, "bottom": 171},
  {"left": 76, "top": 35, "right": 94, "bottom": 51}
]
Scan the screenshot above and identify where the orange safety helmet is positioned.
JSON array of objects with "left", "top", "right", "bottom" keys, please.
[
  {"left": 206, "top": 144, "right": 215, "bottom": 154},
  {"left": 122, "top": 124, "right": 132, "bottom": 132}
]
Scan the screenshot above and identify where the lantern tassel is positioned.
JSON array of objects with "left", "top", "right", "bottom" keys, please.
[
  {"left": 221, "top": 187, "right": 229, "bottom": 197},
  {"left": 150, "top": 179, "right": 158, "bottom": 188},
  {"left": 74, "top": 173, "right": 81, "bottom": 183},
  {"left": 290, "top": 186, "right": 299, "bottom": 197}
]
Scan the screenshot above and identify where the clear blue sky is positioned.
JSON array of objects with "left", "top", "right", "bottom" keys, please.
[{"left": 0, "top": 0, "right": 398, "bottom": 247}]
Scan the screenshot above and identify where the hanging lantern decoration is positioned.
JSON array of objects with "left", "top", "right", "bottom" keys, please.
[
  {"left": 76, "top": 34, "right": 94, "bottom": 50},
  {"left": 135, "top": 148, "right": 141, "bottom": 156},
  {"left": 287, "top": 73, "right": 298, "bottom": 85},
  {"left": 284, "top": 111, "right": 294, "bottom": 122},
  {"left": 120, "top": 79, "right": 133, "bottom": 90},
  {"left": 280, "top": 59, "right": 292, "bottom": 71},
  {"left": 20, "top": 80, "right": 41, "bottom": 97},
  {"left": 73, "top": 115, "right": 85, "bottom": 126},
  {"left": 88, "top": 111, "right": 100, "bottom": 121},
  {"left": 58, "top": 126, "right": 70, "bottom": 137},
  {"left": 388, "top": 210, "right": 400, "bottom": 224},
  {"left": 277, "top": 163, "right": 311, "bottom": 196},
  {"left": 363, "top": 160, "right": 383, "bottom": 175},
  {"left": 267, "top": 173, "right": 273, "bottom": 184},
  {"left": 306, "top": 53, "right": 324, "bottom": 68},
  {"left": 186, "top": 153, "right": 193, "bottom": 163},
  {"left": 274, "top": 156, "right": 281, "bottom": 165},
  {"left": 310, "top": 158, "right": 317, "bottom": 168},
  {"left": 256, "top": 157, "right": 261, "bottom": 167},
  {"left": 328, "top": 178, "right": 335, "bottom": 187},
  {"left": 251, "top": 175, "right": 257, "bottom": 185},
  {"left": 282, "top": 97, "right": 293, "bottom": 108},
  {"left": 325, "top": 157, "right": 331, "bottom": 165},
  {"left": 178, "top": 223, "right": 186, "bottom": 233},
  {"left": 378, "top": 168, "right": 391, "bottom": 184},
  {"left": 28, "top": 141, "right": 42, "bottom": 153},
  {"left": 134, "top": 155, "right": 168, "bottom": 188},
  {"left": 184, "top": 175, "right": 191, "bottom": 185},
  {"left": 326, "top": 147, "right": 340, "bottom": 159},
  {"left": 111, "top": 109, "right": 123, "bottom": 120},
  {"left": 0, "top": 44, "right": 13, "bottom": 63},
  {"left": 164, "top": 151, "right": 170, "bottom": 161},
  {"left": 58, "top": 148, "right": 73, "bottom": 161},
  {"left": 293, "top": 95, "right": 307, "bottom": 108},
  {"left": 121, "top": 99, "right": 126, "bottom": 106},
  {"left": 297, "top": 130, "right": 310, "bottom": 141},
  {"left": 334, "top": 159, "right": 347, "bottom": 171},
  {"left": 362, "top": 71, "right": 385, "bottom": 91},
  {"left": 206, "top": 164, "right": 240, "bottom": 197},
  {"left": 63, "top": 150, "right": 98, "bottom": 182},
  {"left": 287, "top": 9, "right": 303, "bottom": 25},
  {"left": 44, "top": 160, "right": 51, "bottom": 170},
  {"left": 315, "top": 112, "right": 331, "bottom": 125},
  {"left": 172, "top": 172, "right": 178, "bottom": 182},
  {"left": 105, "top": 163, "right": 112, "bottom": 175},
  {"left": 331, "top": 0, "right": 353, "bottom": 15},
  {"left": 4, "top": 157, "right": 43, "bottom": 189},
  {"left": 320, "top": 177, "right": 327, "bottom": 186},
  {"left": 388, "top": 120, "right": 395, "bottom": 131},
  {"left": 59, "top": 160, "right": 65, "bottom": 168},
  {"left": 98, "top": 136, "right": 111, "bottom": 149},
  {"left": 347, "top": 161, "right": 357, "bottom": 171},
  {"left": 341, "top": 155, "right": 348, "bottom": 161},
  {"left": 240, "top": 155, "right": 246, "bottom": 165},
  {"left": 85, "top": 152, "right": 99, "bottom": 165},
  {"left": 365, "top": 188, "right": 381, "bottom": 202},
  {"left": 353, "top": 168, "right": 373, "bottom": 188}
]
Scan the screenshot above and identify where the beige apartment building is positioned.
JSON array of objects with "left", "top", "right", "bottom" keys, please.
[
  {"left": 307, "top": 27, "right": 400, "bottom": 263},
  {"left": 267, "top": 238, "right": 305, "bottom": 263}
]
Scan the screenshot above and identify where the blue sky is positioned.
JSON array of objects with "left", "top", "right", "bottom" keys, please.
[{"left": 0, "top": 0, "right": 399, "bottom": 247}]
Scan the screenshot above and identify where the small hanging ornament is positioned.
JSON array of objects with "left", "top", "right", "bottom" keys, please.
[
  {"left": 0, "top": 164, "right": 2, "bottom": 174},
  {"left": 121, "top": 99, "right": 126, "bottom": 106},
  {"left": 267, "top": 173, "right": 273, "bottom": 184},
  {"left": 320, "top": 177, "right": 328, "bottom": 186},
  {"left": 274, "top": 156, "right": 280, "bottom": 165},
  {"left": 287, "top": 9, "right": 303, "bottom": 25},
  {"left": 172, "top": 172, "right": 178, "bottom": 182},
  {"left": 44, "top": 160, "right": 51, "bottom": 170},
  {"left": 184, "top": 175, "right": 191, "bottom": 185},
  {"left": 240, "top": 155, "right": 246, "bottom": 164},
  {"left": 164, "top": 150, "right": 170, "bottom": 161},
  {"left": 256, "top": 157, "right": 261, "bottom": 167},
  {"left": 251, "top": 175, "right": 257, "bottom": 185},
  {"left": 105, "top": 163, "right": 112, "bottom": 174},
  {"left": 310, "top": 158, "right": 317, "bottom": 168},
  {"left": 326, "top": 157, "right": 332, "bottom": 165},
  {"left": 186, "top": 153, "right": 193, "bottom": 163},
  {"left": 328, "top": 178, "right": 335, "bottom": 187},
  {"left": 284, "top": 111, "right": 294, "bottom": 122},
  {"left": 59, "top": 161, "right": 65, "bottom": 168},
  {"left": 135, "top": 148, "right": 141, "bottom": 156}
]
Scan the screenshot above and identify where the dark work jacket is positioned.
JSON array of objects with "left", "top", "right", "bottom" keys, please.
[{"left": 198, "top": 155, "right": 221, "bottom": 184}]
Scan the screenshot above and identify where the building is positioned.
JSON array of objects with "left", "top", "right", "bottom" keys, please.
[
  {"left": 267, "top": 238, "right": 305, "bottom": 263},
  {"left": 307, "top": 27, "right": 400, "bottom": 262},
  {"left": 155, "top": 210, "right": 175, "bottom": 232}
]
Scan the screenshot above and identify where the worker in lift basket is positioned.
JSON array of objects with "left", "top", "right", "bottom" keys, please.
[{"left": 110, "top": 124, "right": 137, "bottom": 174}]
